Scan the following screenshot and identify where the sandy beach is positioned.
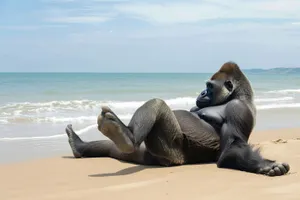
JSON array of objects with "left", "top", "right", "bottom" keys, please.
[{"left": 0, "top": 128, "right": 299, "bottom": 200}]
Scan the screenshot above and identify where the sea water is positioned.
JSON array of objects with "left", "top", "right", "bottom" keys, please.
[{"left": 0, "top": 72, "right": 300, "bottom": 163}]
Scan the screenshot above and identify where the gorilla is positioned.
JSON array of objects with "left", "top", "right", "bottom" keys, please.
[{"left": 65, "top": 61, "right": 290, "bottom": 176}]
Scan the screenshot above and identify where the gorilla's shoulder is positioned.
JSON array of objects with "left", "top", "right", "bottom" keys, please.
[
  {"left": 227, "top": 99, "right": 245, "bottom": 106},
  {"left": 227, "top": 99, "right": 252, "bottom": 108},
  {"left": 225, "top": 99, "right": 254, "bottom": 119}
]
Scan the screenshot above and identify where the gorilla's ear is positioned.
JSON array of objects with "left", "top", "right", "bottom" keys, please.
[{"left": 225, "top": 80, "right": 233, "bottom": 92}]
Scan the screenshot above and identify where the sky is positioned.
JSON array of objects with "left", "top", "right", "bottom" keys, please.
[{"left": 0, "top": 0, "right": 300, "bottom": 72}]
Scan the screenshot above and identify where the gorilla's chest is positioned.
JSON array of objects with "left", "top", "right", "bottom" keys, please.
[{"left": 194, "top": 104, "right": 226, "bottom": 130}]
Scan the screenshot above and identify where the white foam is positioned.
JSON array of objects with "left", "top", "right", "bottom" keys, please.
[
  {"left": 2, "top": 100, "right": 300, "bottom": 141},
  {"left": 106, "top": 97, "right": 196, "bottom": 109},
  {"left": 255, "top": 97, "right": 294, "bottom": 102},
  {"left": 0, "top": 114, "right": 133, "bottom": 125},
  {"left": 1, "top": 95, "right": 296, "bottom": 116},
  {"left": 166, "top": 97, "right": 195, "bottom": 106},
  {"left": 0, "top": 96, "right": 299, "bottom": 125},
  {"left": 0, "top": 124, "right": 97, "bottom": 142},
  {"left": 266, "top": 89, "right": 300, "bottom": 94},
  {"left": 40, "top": 114, "right": 132, "bottom": 123},
  {"left": 0, "top": 97, "right": 196, "bottom": 124},
  {"left": 257, "top": 103, "right": 300, "bottom": 110},
  {"left": 0, "top": 119, "right": 8, "bottom": 124}
]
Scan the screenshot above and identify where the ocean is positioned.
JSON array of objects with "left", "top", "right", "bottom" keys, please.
[{"left": 0, "top": 72, "right": 300, "bottom": 164}]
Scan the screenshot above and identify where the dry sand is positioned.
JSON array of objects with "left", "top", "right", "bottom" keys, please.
[{"left": 1, "top": 128, "right": 300, "bottom": 200}]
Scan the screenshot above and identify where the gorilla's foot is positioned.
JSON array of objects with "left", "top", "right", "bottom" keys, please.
[
  {"left": 97, "top": 106, "right": 134, "bottom": 154},
  {"left": 65, "top": 124, "right": 83, "bottom": 158},
  {"left": 258, "top": 162, "right": 290, "bottom": 177}
]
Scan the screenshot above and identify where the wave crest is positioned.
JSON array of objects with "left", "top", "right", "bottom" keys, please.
[
  {"left": 0, "top": 96, "right": 299, "bottom": 125},
  {"left": 257, "top": 103, "right": 300, "bottom": 110},
  {"left": 266, "top": 89, "right": 300, "bottom": 94},
  {"left": 0, "top": 114, "right": 132, "bottom": 124}
]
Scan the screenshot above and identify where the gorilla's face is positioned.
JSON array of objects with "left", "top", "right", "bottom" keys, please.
[{"left": 196, "top": 78, "right": 234, "bottom": 108}]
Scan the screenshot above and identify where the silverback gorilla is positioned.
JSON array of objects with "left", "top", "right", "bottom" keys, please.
[{"left": 65, "top": 62, "right": 290, "bottom": 177}]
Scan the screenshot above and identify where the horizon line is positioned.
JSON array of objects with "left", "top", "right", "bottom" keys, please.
[{"left": 1, "top": 67, "right": 300, "bottom": 74}]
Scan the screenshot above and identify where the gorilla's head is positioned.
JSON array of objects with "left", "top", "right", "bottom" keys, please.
[{"left": 196, "top": 61, "right": 253, "bottom": 108}]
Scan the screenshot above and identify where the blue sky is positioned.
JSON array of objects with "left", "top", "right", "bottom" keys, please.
[{"left": 0, "top": 0, "right": 300, "bottom": 72}]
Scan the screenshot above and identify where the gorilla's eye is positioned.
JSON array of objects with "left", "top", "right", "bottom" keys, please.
[
  {"left": 206, "top": 82, "right": 214, "bottom": 90},
  {"left": 225, "top": 80, "right": 233, "bottom": 91}
]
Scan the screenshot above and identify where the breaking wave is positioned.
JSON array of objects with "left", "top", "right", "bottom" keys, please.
[
  {"left": 257, "top": 103, "right": 300, "bottom": 110},
  {"left": 0, "top": 96, "right": 298, "bottom": 125},
  {"left": 0, "top": 96, "right": 299, "bottom": 141},
  {"left": 266, "top": 89, "right": 300, "bottom": 94}
]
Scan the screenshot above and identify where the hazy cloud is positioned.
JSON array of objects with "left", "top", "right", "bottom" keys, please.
[
  {"left": 114, "top": 0, "right": 300, "bottom": 25},
  {"left": 47, "top": 16, "right": 112, "bottom": 23},
  {"left": 0, "top": 25, "right": 67, "bottom": 31}
]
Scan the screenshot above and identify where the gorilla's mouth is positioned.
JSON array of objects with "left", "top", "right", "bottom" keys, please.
[{"left": 196, "top": 97, "right": 211, "bottom": 107}]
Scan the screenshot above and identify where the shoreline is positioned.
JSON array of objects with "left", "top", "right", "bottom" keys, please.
[
  {"left": 1, "top": 106, "right": 300, "bottom": 165},
  {"left": 1, "top": 127, "right": 300, "bottom": 200},
  {"left": 1, "top": 126, "right": 299, "bottom": 166}
]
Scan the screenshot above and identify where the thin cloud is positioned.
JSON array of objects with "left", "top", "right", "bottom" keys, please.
[
  {"left": 0, "top": 26, "right": 39, "bottom": 31},
  {"left": 42, "top": 0, "right": 76, "bottom": 3},
  {"left": 114, "top": 0, "right": 300, "bottom": 25},
  {"left": 42, "top": 0, "right": 129, "bottom": 3},
  {"left": 47, "top": 16, "right": 111, "bottom": 23},
  {"left": 39, "top": 0, "right": 300, "bottom": 26},
  {"left": 42, "top": 0, "right": 117, "bottom": 24},
  {"left": 0, "top": 25, "right": 67, "bottom": 31}
]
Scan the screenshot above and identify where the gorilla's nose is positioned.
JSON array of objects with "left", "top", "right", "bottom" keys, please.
[{"left": 201, "top": 90, "right": 207, "bottom": 96}]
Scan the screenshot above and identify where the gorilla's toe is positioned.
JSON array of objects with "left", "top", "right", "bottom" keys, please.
[
  {"left": 98, "top": 106, "right": 117, "bottom": 127},
  {"left": 65, "top": 124, "right": 73, "bottom": 137},
  {"left": 105, "top": 112, "right": 117, "bottom": 121},
  {"left": 282, "top": 162, "right": 290, "bottom": 172},
  {"left": 101, "top": 106, "right": 113, "bottom": 115},
  {"left": 259, "top": 162, "right": 290, "bottom": 177},
  {"left": 97, "top": 113, "right": 104, "bottom": 128},
  {"left": 65, "top": 124, "right": 82, "bottom": 158}
]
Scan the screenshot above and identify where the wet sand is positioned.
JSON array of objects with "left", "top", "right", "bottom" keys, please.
[{"left": 0, "top": 128, "right": 300, "bottom": 200}]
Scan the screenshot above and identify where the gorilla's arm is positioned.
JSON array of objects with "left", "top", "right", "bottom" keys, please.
[
  {"left": 193, "top": 104, "right": 226, "bottom": 130},
  {"left": 216, "top": 100, "right": 264, "bottom": 172},
  {"left": 216, "top": 100, "right": 289, "bottom": 175}
]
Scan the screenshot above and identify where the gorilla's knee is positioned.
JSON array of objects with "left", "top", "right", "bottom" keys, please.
[
  {"left": 149, "top": 98, "right": 165, "bottom": 104},
  {"left": 146, "top": 98, "right": 167, "bottom": 108}
]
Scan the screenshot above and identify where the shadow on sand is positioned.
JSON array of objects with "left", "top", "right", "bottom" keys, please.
[
  {"left": 89, "top": 165, "right": 161, "bottom": 177},
  {"left": 61, "top": 155, "right": 161, "bottom": 177},
  {"left": 61, "top": 156, "right": 76, "bottom": 159}
]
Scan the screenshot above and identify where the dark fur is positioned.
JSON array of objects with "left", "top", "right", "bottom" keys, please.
[{"left": 65, "top": 61, "right": 290, "bottom": 176}]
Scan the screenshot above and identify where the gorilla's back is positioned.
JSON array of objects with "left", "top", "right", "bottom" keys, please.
[{"left": 173, "top": 110, "right": 220, "bottom": 164}]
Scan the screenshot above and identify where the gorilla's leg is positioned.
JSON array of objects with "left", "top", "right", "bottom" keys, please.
[
  {"left": 216, "top": 138, "right": 290, "bottom": 176},
  {"left": 65, "top": 124, "right": 159, "bottom": 165},
  {"left": 98, "top": 98, "right": 185, "bottom": 166}
]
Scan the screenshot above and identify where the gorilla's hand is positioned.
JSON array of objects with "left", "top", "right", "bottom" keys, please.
[{"left": 195, "top": 104, "right": 226, "bottom": 130}]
